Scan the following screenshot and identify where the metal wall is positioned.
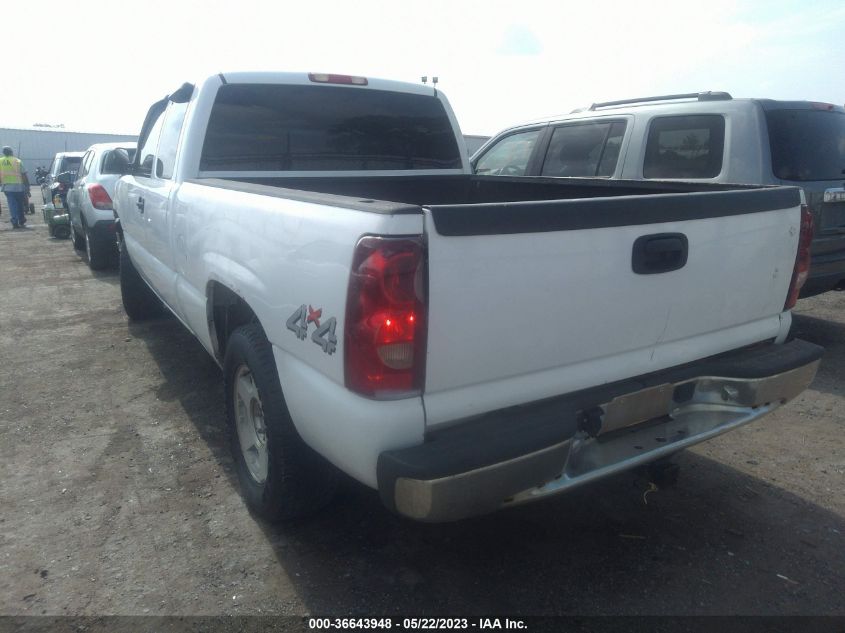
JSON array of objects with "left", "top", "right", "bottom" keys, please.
[
  {"left": 0, "top": 127, "right": 137, "bottom": 179},
  {"left": 463, "top": 134, "right": 490, "bottom": 157}
]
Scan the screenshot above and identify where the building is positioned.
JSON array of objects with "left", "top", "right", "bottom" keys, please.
[
  {"left": 463, "top": 134, "right": 490, "bottom": 156},
  {"left": 0, "top": 126, "right": 137, "bottom": 179}
]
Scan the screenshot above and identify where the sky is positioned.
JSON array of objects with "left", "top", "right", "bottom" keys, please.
[{"left": 2, "top": 0, "right": 844, "bottom": 137}]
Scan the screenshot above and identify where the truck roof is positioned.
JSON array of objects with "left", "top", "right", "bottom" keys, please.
[
  {"left": 215, "top": 71, "right": 438, "bottom": 98},
  {"left": 503, "top": 95, "right": 845, "bottom": 131}
]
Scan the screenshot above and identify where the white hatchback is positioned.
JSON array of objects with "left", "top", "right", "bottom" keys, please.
[{"left": 67, "top": 142, "right": 137, "bottom": 269}]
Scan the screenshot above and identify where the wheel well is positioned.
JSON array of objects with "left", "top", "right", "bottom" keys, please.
[{"left": 207, "top": 282, "right": 260, "bottom": 362}]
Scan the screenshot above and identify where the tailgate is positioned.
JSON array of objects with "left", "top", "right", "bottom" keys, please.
[{"left": 421, "top": 187, "right": 802, "bottom": 427}]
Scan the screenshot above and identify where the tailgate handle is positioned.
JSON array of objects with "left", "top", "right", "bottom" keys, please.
[{"left": 632, "top": 233, "right": 688, "bottom": 274}]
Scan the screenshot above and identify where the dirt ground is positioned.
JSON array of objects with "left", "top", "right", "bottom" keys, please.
[{"left": 1, "top": 191, "right": 843, "bottom": 617}]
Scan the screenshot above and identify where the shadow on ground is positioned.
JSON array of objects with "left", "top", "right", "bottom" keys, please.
[
  {"left": 791, "top": 313, "right": 845, "bottom": 399},
  {"left": 128, "top": 315, "right": 845, "bottom": 617}
]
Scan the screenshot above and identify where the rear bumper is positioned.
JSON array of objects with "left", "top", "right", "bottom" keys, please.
[
  {"left": 378, "top": 339, "right": 822, "bottom": 522},
  {"left": 803, "top": 237, "right": 845, "bottom": 296},
  {"left": 41, "top": 204, "right": 69, "bottom": 226},
  {"left": 88, "top": 219, "right": 117, "bottom": 245}
]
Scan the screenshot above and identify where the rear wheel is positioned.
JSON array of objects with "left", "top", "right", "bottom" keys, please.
[
  {"left": 85, "top": 224, "right": 110, "bottom": 270},
  {"left": 119, "top": 240, "right": 163, "bottom": 320},
  {"left": 71, "top": 223, "right": 85, "bottom": 251},
  {"left": 224, "top": 323, "right": 337, "bottom": 522}
]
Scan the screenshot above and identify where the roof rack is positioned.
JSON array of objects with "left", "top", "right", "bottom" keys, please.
[{"left": 583, "top": 91, "right": 733, "bottom": 111}]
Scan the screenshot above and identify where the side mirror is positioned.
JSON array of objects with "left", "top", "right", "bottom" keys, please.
[{"left": 56, "top": 171, "right": 73, "bottom": 185}]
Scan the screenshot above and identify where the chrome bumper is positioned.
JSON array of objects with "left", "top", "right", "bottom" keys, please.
[{"left": 380, "top": 341, "right": 821, "bottom": 522}]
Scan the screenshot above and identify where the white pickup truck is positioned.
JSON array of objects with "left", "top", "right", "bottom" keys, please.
[{"left": 113, "top": 72, "right": 822, "bottom": 523}]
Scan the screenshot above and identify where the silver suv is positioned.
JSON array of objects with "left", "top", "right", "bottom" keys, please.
[
  {"left": 66, "top": 142, "right": 137, "bottom": 269},
  {"left": 473, "top": 93, "right": 845, "bottom": 296}
]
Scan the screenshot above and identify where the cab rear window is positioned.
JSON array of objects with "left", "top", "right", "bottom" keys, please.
[
  {"left": 53, "top": 156, "right": 82, "bottom": 176},
  {"left": 767, "top": 109, "right": 845, "bottom": 181},
  {"left": 643, "top": 115, "right": 725, "bottom": 179},
  {"left": 200, "top": 84, "right": 462, "bottom": 171}
]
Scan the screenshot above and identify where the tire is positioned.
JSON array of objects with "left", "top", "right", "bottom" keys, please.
[
  {"left": 85, "top": 224, "right": 110, "bottom": 270},
  {"left": 224, "top": 323, "right": 337, "bottom": 522},
  {"left": 71, "top": 223, "right": 85, "bottom": 251},
  {"left": 119, "top": 240, "right": 163, "bottom": 320}
]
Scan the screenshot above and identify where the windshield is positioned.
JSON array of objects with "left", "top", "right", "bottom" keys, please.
[
  {"left": 200, "top": 84, "right": 462, "bottom": 171},
  {"left": 766, "top": 109, "right": 845, "bottom": 181}
]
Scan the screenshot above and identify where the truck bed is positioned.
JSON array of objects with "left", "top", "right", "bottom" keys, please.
[{"left": 194, "top": 174, "right": 783, "bottom": 213}]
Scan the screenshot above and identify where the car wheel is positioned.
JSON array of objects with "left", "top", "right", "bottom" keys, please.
[
  {"left": 85, "top": 225, "right": 109, "bottom": 270},
  {"left": 224, "top": 323, "right": 337, "bottom": 522},
  {"left": 71, "top": 223, "right": 85, "bottom": 251},
  {"left": 119, "top": 239, "right": 163, "bottom": 320}
]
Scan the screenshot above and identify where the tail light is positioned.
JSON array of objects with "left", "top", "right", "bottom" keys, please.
[
  {"left": 784, "top": 204, "right": 814, "bottom": 310},
  {"left": 309, "top": 73, "right": 368, "bottom": 86},
  {"left": 345, "top": 236, "right": 427, "bottom": 398},
  {"left": 88, "top": 184, "right": 113, "bottom": 210}
]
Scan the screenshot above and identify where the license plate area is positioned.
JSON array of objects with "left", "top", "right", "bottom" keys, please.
[
  {"left": 820, "top": 201, "right": 845, "bottom": 231},
  {"left": 599, "top": 383, "right": 674, "bottom": 435}
]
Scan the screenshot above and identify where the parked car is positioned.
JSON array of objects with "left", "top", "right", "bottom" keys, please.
[
  {"left": 40, "top": 152, "right": 84, "bottom": 238},
  {"left": 66, "top": 142, "right": 137, "bottom": 269},
  {"left": 112, "top": 73, "right": 820, "bottom": 523},
  {"left": 473, "top": 93, "right": 845, "bottom": 297},
  {"left": 40, "top": 151, "right": 84, "bottom": 205}
]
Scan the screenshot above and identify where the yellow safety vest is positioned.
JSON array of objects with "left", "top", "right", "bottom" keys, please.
[{"left": 0, "top": 156, "right": 23, "bottom": 185}]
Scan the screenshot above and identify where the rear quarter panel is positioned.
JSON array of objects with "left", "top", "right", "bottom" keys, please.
[{"left": 172, "top": 182, "right": 427, "bottom": 485}]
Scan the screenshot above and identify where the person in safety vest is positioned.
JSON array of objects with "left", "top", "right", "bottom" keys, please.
[{"left": 0, "top": 146, "right": 30, "bottom": 229}]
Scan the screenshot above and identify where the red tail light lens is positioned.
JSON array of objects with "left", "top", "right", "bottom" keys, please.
[
  {"left": 345, "top": 236, "right": 426, "bottom": 398},
  {"left": 784, "top": 204, "right": 814, "bottom": 310},
  {"left": 88, "top": 184, "right": 113, "bottom": 210}
]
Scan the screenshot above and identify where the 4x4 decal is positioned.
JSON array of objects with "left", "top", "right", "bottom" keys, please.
[{"left": 286, "top": 304, "right": 337, "bottom": 355}]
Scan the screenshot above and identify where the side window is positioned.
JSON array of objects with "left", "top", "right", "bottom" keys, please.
[
  {"left": 137, "top": 111, "right": 166, "bottom": 178},
  {"left": 597, "top": 121, "right": 627, "bottom": 177},
  {"left": 474, "top": 129, "right": 542, "bottom": 176},
  {"left": 643, "top": 115, "right": 725, "bottom": 179},
  {"left": 76, "top": 151, "right": 94, "bottom": 179},
  {"left": 155, "top": 101, "right": 188, "bottom": 179},
  {"left": 541, "top": 120, "right": 628, "bottom": 177},
  {"left": 49, "top": 158, "right": 60, "bottom": 178}
]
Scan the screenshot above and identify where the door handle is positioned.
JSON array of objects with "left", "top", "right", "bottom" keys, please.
[
  {"left": 632, "top": 233, "right": 688, "bottom": 274},
  {"left": 136, "top": 196, "right": 145, "bottom": 213}
]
